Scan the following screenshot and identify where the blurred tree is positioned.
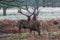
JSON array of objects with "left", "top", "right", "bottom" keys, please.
[
  {"left": 42, "top": 0, "right": 45, "bottom": 7},
  {"left": 0, "top": 0, "right": 24, "bottom": 16},
  {"left": 0, "top": 0, "right": 2, "bottom": 1},
  {"left": 51, "top": 0, "right": 55, "bottom": 7},
  {"left": 42, "top": 0, "right": 55, "bottom": 7},
  {"left": 42, "top": 0, "right": 50, "bottom": 7}
]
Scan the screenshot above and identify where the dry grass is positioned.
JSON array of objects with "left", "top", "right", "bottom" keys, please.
[
  {"left": 0, "top": 33, "right": 28, "bottom": 40},
  {"left": 0, "top": 30, "right": 60, "bottom": 40}
]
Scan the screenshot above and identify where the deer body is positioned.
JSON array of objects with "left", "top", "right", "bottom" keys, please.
[{"left": 18, "top": 19, "right": 41, "bottom": 36}]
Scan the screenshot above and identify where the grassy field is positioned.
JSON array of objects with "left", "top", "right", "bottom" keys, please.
[
  {"left": 0, "top": 33, "right": 28, "bottom": 40},
  {"left": 0, "top": 30, "right": 60, "bottom": 40}
]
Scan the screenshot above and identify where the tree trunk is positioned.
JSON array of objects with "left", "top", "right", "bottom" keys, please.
[{"left": 3, "top": 7, "right": 7, "bottom": 16}]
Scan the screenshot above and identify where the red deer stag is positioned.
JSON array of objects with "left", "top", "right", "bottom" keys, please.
[{"left": 18, "top": 7, "right": 41, "bottom": 36}]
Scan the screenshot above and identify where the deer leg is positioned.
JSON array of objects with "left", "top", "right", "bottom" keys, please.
[
  {"left": 18, "top": 26, "right": 21, "bottom": 32},
  {"left": 18, "top": 22, "right": 22, "bottom": 32},
  {"left": 37, "top": 27, "right": 41, "bottom": 36},
  {"left": 30, "top": 29, "right": 32, "bottom": 34},
  {"left": 30, "top": 29, "right": 32, "bottom": 33},
  {"left": 38, "top": 30, "right": 40, "bottom": 36}
]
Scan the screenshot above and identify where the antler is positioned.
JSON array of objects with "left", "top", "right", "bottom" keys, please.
[{"left": 18, "top": 8, "right": 29, "bottom": 17}]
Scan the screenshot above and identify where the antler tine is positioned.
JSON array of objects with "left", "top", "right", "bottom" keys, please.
[
  {"left": 32, "top": 7, "right": 36, "bottom": 15},
  {"left": 28, "top": 7, "right": 36, "bottom": 17},
  {"left": 18, "top": 8, "right": 29, "bottom": 17},
  {"left": 29, "top": 13, "right": 34, "bottom": 16},
  {"left": 36, "top": 10, "right": 39, "bottom": 16}
]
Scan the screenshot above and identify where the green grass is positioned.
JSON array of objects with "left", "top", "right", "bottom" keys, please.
[
  {"left": 0, "top": 33, "right": 28, "bottom": 40},
  {"left": 49, "top": 31, "right": 60, "bottom": 35},
  {"left": 0, "top": 30, "right": 60, "bottom": 40}
]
